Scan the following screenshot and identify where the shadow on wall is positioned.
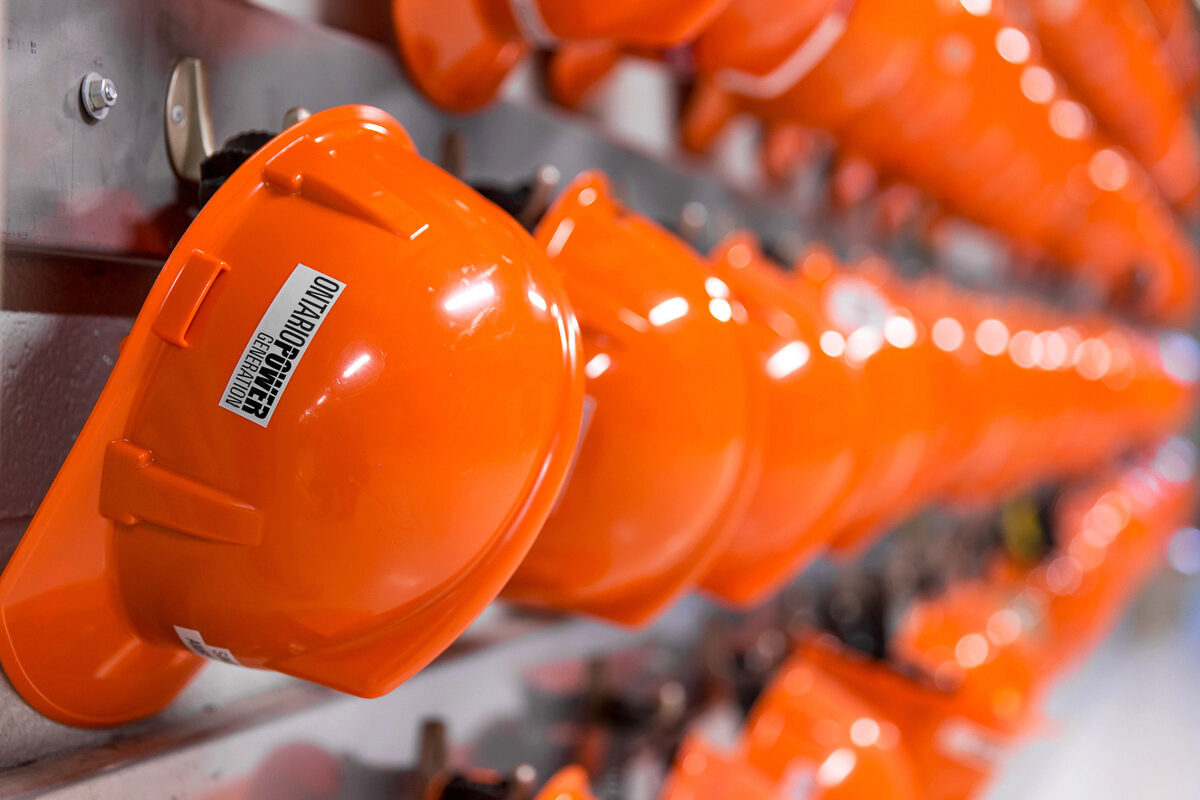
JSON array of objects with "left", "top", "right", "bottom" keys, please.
[{"left": 0, "top": 311, "right": 133, "bottom": 560}]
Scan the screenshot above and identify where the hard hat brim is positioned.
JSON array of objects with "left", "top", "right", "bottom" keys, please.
[{"left": 0, "top": 253, "right": 208, "bottom": 728}]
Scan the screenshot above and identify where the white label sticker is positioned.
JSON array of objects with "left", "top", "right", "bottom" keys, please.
[
  {"left": 174, "top": 625, "right": 242, "bottom": 666},
  {"left": 935, "top": 717, "right": 1007, "bottom": 767},
  {"left": 219, "top": 264, "right": 345, "bottom": 427}
]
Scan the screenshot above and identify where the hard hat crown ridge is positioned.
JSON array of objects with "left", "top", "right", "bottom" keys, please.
[{"left": 0, "top": 105, "right": 586, "bottom": 727}]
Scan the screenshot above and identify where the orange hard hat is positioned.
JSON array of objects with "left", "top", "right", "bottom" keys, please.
[
  {"left": 1014, "top": 0, "right": 1200, "bottom": 208},
  {"left": 535, "top": 766, "right": 600, "bottom": 800},
  {"left": 0, "top": 105, "right": 586, "bottom": 727},
  {"left": 788, "top": 250, "right": 939, "bottom": 551},
  {"left": 394, "top": 0, "right": 728, "bottom": 112},
  {"left": 683, "top": 0, "right": 932, "bottom": 153},
  {"left": 800, "top": 637, "right": 1016, "bottom": 800},
  {"left": 897, "top": 276, "right": 998, "bottom": 503},
  {"left": 683, "top": 0, "right": 1200, "bottom": 323},
  {"left": 699, "top": 233, "right": 863, "bottom": 605},
  {"left": 502, "top": 171, "right": 752, "bottom": 625},
  {"left": 742, "top": 651, "right": 919, "bottom": 799},
  {"left": 891, "top": 582, "right": 1042, "bottom": 737},
  {"left": 661, "top": 736, "right": 783, "bottom": 800},
  {"left": 1142, "top": 0, "right": 1200, "bottom": 98},
  {"left": 1026, "top": 437, "right": 1197, "bottom": 676}
]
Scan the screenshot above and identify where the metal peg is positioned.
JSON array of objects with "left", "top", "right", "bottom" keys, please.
[
  {"left": 678, "top": 201, "right": 708, "bottom": 248},
  {"left": 165, "top": 57, "right": 216, "bottom": 183},
  {"left": 282, "top": 106, "right": 312, "bottom": 129},
  {"left": 517, "top": 165, "right": 561, "bottom": 228},
  {"left": 505, "top": 764, "right": 538, "bottom": 800}
]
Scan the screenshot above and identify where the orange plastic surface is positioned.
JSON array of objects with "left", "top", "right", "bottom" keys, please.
[
  {"left": 1022, "top": 437, "right": 1197, "bottom": 677},
  {"left": 682, "top": 0, "right": 1200, "bottom": 323},
  {"left": 394, "top": 0, "right": 728, "bottom": 112},
  {"left": 0, "top": 105, "right": 585, "bottom": 727},
  {"left": 1016, "top": 0, "right": 1200, "bottom": 208},
  {"left": 535, "top": 766, "right": 600, "bottom": 800},
  {"left": 799, "top": 639, "right": 1012, "bottom": 800},
  {"left": 661, "top": 736, "right": 783, "bottom": 800},
  {"left": 742, "top": 651, "right": 918, "bottom": 799},
  {"left": 699, "top": 234, "right": 863, "bottom": 604},
  {"left": 788, "top": 252, "right": 939, "bottom": 551}
]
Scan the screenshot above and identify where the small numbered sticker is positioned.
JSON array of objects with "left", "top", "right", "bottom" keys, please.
[
  {"left": 935, "top": 717, "right": 1007, "bottom": 766},
  {"left": 174, "top": 625, "right": 242, "bottom": 666}
]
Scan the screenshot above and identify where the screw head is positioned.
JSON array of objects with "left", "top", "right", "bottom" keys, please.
[{"left": 170, "top": 104, "right": 185, "bottom": 125}]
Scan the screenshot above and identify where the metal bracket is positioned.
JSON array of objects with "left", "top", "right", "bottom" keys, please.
[{"left": 164, "top": 57, "right": 216, "bottom": 183}]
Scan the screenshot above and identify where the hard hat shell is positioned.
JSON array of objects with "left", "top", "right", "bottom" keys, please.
[
  {"left": 661, "top": 736, "right": 783, "bottom": 800},
  {"left": 535, "top": 766, "right": 600, "bottom": 800},
  {"left": 788, "top": 252, "right": 937, "bottom": 551},
  {"left": 683, "top": 0, "right": 1200, "bottom": 324},
  {"left": 393, "top": 0, "right": 727, "bottom": 112},
  {"left": 0, "top": 105, "right": 585, "bottom": 728},
  {"left": 1028, "top": 438, "right": 1197, "bottom": 676},
  {"left": 502, "top": 171, "right": 752, "bottom": 625},
  {"left": 699, "top": 234, "right": 862, "bottom": 605},
  {"left": 892, "top": 581, "right": 1042, "bottom": 737},
  {"left": 742, "top": 651, "right": 918, "bottom": 799},
  {"left": 1143, "top": 0, "right": 1200, "bottom": 95},
  {"left": 1020, "top": 0, "right": 1200, "bottom": 207},
  {"left": 799, "top": 638, "right": 1012, "bottom": 800}
]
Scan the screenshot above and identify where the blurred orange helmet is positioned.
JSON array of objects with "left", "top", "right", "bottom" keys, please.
[
  {"left": 742, "top": 652, "right": 918, "bottom": 799},
  {"left": 535, "top": 766, "right": 600, "bottom": 800},
  {"left": 892, "top": 581, "right": 1042, "bottom": 737},
  {"left": 699, "top": 233, "right": 862, "bottom": 605},
  {"left": 0, "top": 106, "right": 585, "bottom": 727},
  {"left": 800, "top": 636, "right": 1013, "bottom": 800},
  {"left": 502, "top": 171, "right": 752, "bottom": 625},
  {"left": 789, "top": 250, "right": 938, "bottom": 551},
  {"left": 1030, "top": 437, "right": 1197, "bottom": 674},
  {"left": 661, "top": 736, "right": 783, "bottom": 800},
  {"left": 1015, "top": 0, "right": 1200, "bottom": 208},
  {"left": 394, "top": 0, "right": 729, "bottom": 111}
]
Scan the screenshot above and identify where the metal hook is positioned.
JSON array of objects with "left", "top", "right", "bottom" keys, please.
[
  {"left": 505, "top": 764, "right": 538, "bottom": 800},
  {"left": 415, "top": 717, "right": 449, "bottom": 795},
  {"left": 439, "top": 130, "right": 467, "bottom": 179},
  {"left": 517, "top": 165, "right": 561, "bottom": 228},
  {"left": 678, "top": 201, "right": 708, "bottom": 248},
  {"left": 164, "top": 57, "right": 216, "bottom": 183}
]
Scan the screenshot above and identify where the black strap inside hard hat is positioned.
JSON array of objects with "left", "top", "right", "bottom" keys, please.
[{"left": 199, "top": 131, "right": 276, "bottom": 207}]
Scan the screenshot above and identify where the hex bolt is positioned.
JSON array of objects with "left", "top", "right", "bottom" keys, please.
[{"left": 80, "top": 72, "right": 118, "bottom": 121}]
